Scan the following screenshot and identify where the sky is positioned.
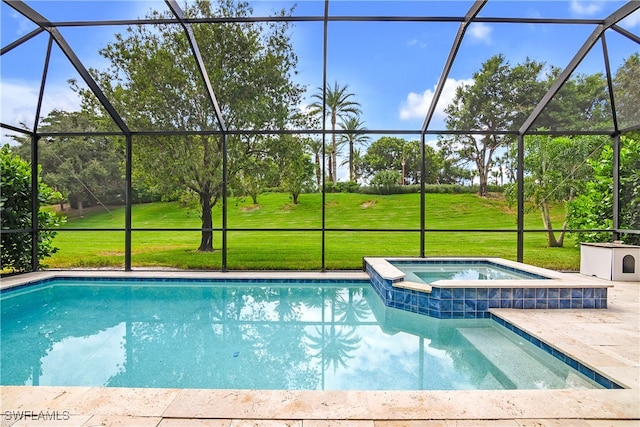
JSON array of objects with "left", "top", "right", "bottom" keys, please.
[{"left": 1, "top": 0, "right": 639, "bottom": 178}]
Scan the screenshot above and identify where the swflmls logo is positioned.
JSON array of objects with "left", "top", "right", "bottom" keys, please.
[{"left": 3, "top": 410, "right": 71, "bottom": 421}]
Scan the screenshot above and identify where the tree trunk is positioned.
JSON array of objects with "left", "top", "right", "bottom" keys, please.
[
  {"left": 349, "top": 140, "right": 354, "bottom": 182},
  {"left": 198, "top": 192, "right": 214, "bottom": 252},
  {"left": 541, "top": 201, "right": 562, "bottom": 247},
  {"left": 315, "top": 154, "right": 321, "bottom": 190},
  {"left": 477, "top": 168, "right": 488, "bottom": 197},
  {"left": 330, "top": 114, "right": 337, "bottom": 183}
]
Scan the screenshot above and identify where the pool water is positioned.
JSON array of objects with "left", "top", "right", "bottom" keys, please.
[
  {"left": 390, "top": 261, "right": 549, "bottom": 284},
  {"left": 0, "top": 279, "right": 599, "bottom": 390}
]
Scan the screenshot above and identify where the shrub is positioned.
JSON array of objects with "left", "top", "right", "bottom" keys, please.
[{"left": 1, "top": 145, "right": 63, "bottom": 274}]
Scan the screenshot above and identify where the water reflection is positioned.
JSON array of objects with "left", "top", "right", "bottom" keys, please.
[{"left": 0, "top": 281, "right": 598, "bottom": 390}]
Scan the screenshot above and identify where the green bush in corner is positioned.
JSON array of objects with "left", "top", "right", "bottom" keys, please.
[{"left": 1, "top": 144, "right": 64, "bottom": 274}]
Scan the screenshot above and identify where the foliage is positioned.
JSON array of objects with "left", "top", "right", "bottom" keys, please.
[
  {"left": 325, "top": 181, "right": 361, "bottom": 193},
  {"left": 439, "top": 54, "right": 609, "bottom": 196},
  {"left": 275, "top": 135, "right": 315, "bottom": 204},
  {"left": 505, "top": 135, "right": 607, "bottom": 247},
  {"left": 361, "top": 137, "right": 447, "bottom": 185},
  {"left": 440, "top": 55, "right": 548, "bottom": 196},
  {"left": 613, "top": 53, "right": 640, "bottom": 130},
  {"left": 77, "top": 0, "right": 303, "bottom": 251},
  {"left": 369, "top": 170, "right": 402, "bottom": 195},
  {"left": 1, "top": 145, "right": 63, "bottom": 273},
  {"left": 567, "top": 136, "right": 640, "bottom": 245},
  {"left": 11, "top": 110, "right": 129, "bottom": 210}
]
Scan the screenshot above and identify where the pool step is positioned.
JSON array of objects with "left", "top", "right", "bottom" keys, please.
[
  {"left": 457, "top": 327, "right": 596, "bottom": 389},
  {"left": 392, "top": 280, "right": 432, "bottom": 294}
]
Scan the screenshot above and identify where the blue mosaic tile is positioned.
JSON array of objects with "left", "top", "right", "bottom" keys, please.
[
  {"left": 523, "top": 299, "right": 535, "bottom": 309},
  {"left": 488, "top": 288, "right": 500, "bottom": 299},
  {"left": 500, "top": 288, "right": 512, "bottom": 299},
  {"left": 452, "top": 288, "right": 464, "bottom": 299},
  {"left": 441, "top": 299, "right": 452, "bottom": 311},
  {"left": 583, "top": 288, "right": 594, "bottom": 298},
  {"left": 440, "top": 288, "right": 452, "bottom": 300},
  {"left": 535, "top": 299, "right": 547, "bottom": 309},
  {"left": 500, "top": 299, "right": 512, "bottom": 308},
  {"left": 560, "top": 288, "right": 572, "bottom": 299},
  {"left": 571, "top": 300, "right": 583, "bottom": 309},
  {"left": 524, "top": 288, "right": 536, "bottom": 299},
  {"left": 514, "top": 288, "right": 524, "bottom": 299},
  {"left": 465, "top": 288, "right": 477, "bottom": 299},
  {"left": 583, "top": 298, "right": 596, "bottom": 309},
  {"left": 464, "top": 300, "right": 477, "bottom": 312},
  {"left": 535, "top": 288, "right": 547, "bottom": 299},
  {"left": 514, "top": 299, "right": 524, "bottom": 309},
  {"left": 548, "top": 288, "right": 559, "bottom": 298},
  {"left": 571, "top": 288, "right": 583, "bottom": 299},
  {"left": 548, "top": 299, "right": 559, "bottom": 309},
  {"left": 477, "top": 288, "right": 488, "bottom": 299},
  {"left": 560, "top": 299, "right": 571, "bottom": 309}
]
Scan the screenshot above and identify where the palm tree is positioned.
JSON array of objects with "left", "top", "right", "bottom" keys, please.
[
  {"left": 309, "top": 81, "right": 361, "bottom": 183},
  {"left": 339, "top": 116, "right": 370, "bottom": 182}
]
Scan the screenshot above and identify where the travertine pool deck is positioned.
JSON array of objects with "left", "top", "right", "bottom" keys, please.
[{"left": 1, "top": 270, "right": 638, "bottom": 426}]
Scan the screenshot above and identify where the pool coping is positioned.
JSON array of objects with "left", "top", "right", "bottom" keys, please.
[{"left": 1, "top": 270, "right": 638, "bottom": 424}]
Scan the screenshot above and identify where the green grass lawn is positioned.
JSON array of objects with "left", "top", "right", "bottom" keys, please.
[{"left": 46, "top": 192, "right": 581, "bottom": 271}]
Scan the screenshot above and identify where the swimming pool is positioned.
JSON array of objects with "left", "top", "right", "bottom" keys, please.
[
  {"left": 0, "top": 277, "right": 611, "bottom": 390},
  {"left": 389, "top": 259, "right": 549, "bottom": 284}
]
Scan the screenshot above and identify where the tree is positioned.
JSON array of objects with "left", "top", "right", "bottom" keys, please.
[
  {"left": 362, "top": 137, "right": 444, "bottom": 184},
  {"left": 338, "top": 116, "right": 369, "bottom": 183},
  {"left": 439, "top": 55, "right": 548, "bottom": 196},
  {"left": 567, "top": 136, "right": 640, "bottom": 245},
  {"left": 309, "top": 82, "right": 361, "bottom": 183},
  {"left": 537, "top": 68, "right": 609, "bottom": 131},
  {"left": 613, "top": 53, "right": 640, "bottom": 130},
  {"left": 274, "top": 135, "right": 315, "bottom": 204},
  {"left": 1, "top": 145, "right": 63, "bottom": 273},
  {"left": 77, "top": 0, "right": 303, "bottom": 251},
  {"left": 12, "top": 109, "right": 126, "bottom": 213},
  {"left": 506, "top": 135, "right": 606, "bottom": 247}
]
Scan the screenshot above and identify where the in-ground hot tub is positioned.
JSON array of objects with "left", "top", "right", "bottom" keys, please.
[{"left": 363, "top": 257, "right": 612, "bottom": 319}]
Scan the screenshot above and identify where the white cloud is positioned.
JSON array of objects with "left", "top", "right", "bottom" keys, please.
[
  {"left": 407, "top": 39, "right": 427, "bottom": 48},
  {"left": 620, "top": 10, "right": 640, "bottom": 28},
  {"left": 9, "top": 10, "right": 34, "bottom": 36},
  {"left": 570, "top": 1, "right": 604, "bottom": 16},
  {"left": 399, "top": 77, "right": 474, "bottom": 124},
  {"left": 468, "top": 22, "right": 492, "bottom": 44},
  {"left": 1, "top": 79, "right": 81, "bottom": 144}
]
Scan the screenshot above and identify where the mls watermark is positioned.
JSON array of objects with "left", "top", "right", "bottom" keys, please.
[{"left": 3, "top": 410, "right": 71, "bottom": 422}]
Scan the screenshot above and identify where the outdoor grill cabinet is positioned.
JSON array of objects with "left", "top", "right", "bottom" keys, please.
[{"left": 580, "top": 242, "right": 640, "bottom": 282}]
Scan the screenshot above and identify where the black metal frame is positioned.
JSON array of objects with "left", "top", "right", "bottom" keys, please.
[{"left": 1, "top": 0, "right": 639, "bottom": 272}]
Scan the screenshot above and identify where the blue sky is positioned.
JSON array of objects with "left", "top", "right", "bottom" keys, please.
[{"left": 1, "top": 1, "right": 639, "bottom": 152}]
